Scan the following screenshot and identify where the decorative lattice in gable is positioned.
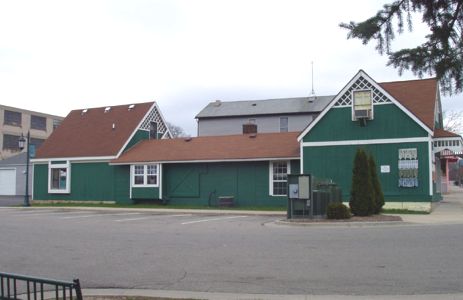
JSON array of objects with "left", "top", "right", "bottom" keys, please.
[
  {"left": 139, "top": 105, "right": 169, "bottom": 137},
  {"left": 334, "top": 76, "right": 392, "bottom": 107}
]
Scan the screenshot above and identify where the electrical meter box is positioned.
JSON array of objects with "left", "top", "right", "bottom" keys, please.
[
  {"left": 287, "top": 174, "right": 313, "bottom": 219},
  {"left": 298, "top": 176, "right": 310, "bottom": 199},
  {"left": 287, "top": 174, "right": 311, "bottom": 200}
]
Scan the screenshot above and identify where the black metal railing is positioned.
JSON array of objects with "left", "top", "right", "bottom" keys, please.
[{"left": 0, "top": 272, "right": 82, "bottom": 300}]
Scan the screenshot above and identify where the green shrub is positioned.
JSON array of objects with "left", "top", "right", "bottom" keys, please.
[
  {"left": 368, "top": 153, "right": 385, "bottom": 214},
  {"left": 327, "top": 202, "right": 351, "bottom": 219},
  {"left": 349, "top": 148, "right": 375, "bottom": 216}
]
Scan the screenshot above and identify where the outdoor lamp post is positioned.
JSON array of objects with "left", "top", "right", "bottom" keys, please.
[{"left": 18, "top": 132, "right": 30, "bottom": 207}]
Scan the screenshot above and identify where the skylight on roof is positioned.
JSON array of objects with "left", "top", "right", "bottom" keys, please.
[
  {"left": 104, "top": 107, "right": 111, "bottom": 113},
  {"left": 128, "top": 104, "right": 135, "bottom": 111},
  {"left": 81, "top": 109, "right": 88, "bottom": 115}
]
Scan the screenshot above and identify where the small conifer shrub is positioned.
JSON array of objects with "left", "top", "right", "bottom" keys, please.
[
  {"left": 327, "top": 202, "right": 351, "bottom": 219},
  {"left": 349, "top": 148, "right": 375, "bottom": 216}
]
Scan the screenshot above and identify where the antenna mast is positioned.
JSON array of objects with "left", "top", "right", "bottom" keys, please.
[{"left": 309, "top": 61, "right": 316, "bottom": 101}]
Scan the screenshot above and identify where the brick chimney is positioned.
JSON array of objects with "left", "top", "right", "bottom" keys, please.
[{"left": 243, "top": 123, "right": 257, "bottom": 134}]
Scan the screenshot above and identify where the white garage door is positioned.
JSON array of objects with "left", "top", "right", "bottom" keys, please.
[{"left": 0, "top": 169, "right": 16, "bottom": 195}]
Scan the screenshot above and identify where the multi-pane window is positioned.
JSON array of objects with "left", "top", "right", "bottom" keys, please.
[
  {"left": 132, "top": 164, "right": 159, "bottom": 186},
  {"left": 134, "top": 165, "right": 145, "bottom": 185},
  {"left": 4, "top": 110, "right": 22, "bottom": 127},
  {"left": 280, "top": 117, "right": 288, "bottom": 132},
  {"left": 48, "top": 161, "right": 70, "bottom": 193},
  {"left": 147, "top": 165, "right": 158, "bottom": 185},
  {"left": 2, "top": 134, "right": 20, "bottom": 151},
  {"left": 270, "top": 161, "right": 290, "bottom": 196},
  {"left": 31, "top": 115, "right": 46, "bottom": 130}
]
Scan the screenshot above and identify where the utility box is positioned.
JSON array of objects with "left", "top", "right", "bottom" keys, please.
[
  {"left": 287, "top": 176, "right": 342, "bottom": 219},
  {"left": 287, "top": 174, "right": 312, "bottom": 219}
]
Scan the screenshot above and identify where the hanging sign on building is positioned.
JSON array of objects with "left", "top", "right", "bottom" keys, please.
[{"left": 398, "top": 148, "right": 418, "bottom": 187}]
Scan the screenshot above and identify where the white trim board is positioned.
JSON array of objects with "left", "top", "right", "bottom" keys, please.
[
  {"left": 428, "top": 140, "right": 433, "bottom": 196},
  {"left": 31, "top": 156, "right": 116, "bottom": 163},
  {"left": 301, "top": 137, "right": 430, "bottom": 147},
  {"left": 110, "top": 157, "right": 300, "bottom": 166},
  {"left": 297, "top": 69, "right": 434, "bottom": 142}
]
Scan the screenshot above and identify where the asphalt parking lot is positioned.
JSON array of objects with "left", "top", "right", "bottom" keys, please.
[{"left": 1, "top": 206, "right": 463, "bottom": 297}]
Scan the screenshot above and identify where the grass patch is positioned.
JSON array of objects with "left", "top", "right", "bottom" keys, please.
[
  {"left": 381, "top": 208, "right": 430, "bottom": 215},
  {"left": 31, "top": 202, "right": 286, "bottom": 211}
]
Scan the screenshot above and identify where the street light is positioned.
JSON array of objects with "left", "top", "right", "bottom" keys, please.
[{"left": 18, "top": 132, "right": 30, "bottom": 207}]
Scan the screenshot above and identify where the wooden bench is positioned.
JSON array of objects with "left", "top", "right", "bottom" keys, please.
[{"left": 218, "top": 196, "right": 234, "bottom": 207}]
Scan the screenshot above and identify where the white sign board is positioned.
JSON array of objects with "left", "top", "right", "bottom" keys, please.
[{"left": 381, "top": 165, "right": 390, "bottom": 173}]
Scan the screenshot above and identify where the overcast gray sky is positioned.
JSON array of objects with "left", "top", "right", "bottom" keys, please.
[{"left": 1, "top": 0, "right": 461, "bottom": 136}]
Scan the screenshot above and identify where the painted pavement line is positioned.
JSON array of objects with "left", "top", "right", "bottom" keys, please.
[
  {"left": 181, "top": 215, "right": 248, "bottom": 225},
  {"left": 7, "top": 209, "right": 61, "bottom": 215},
  {"left": 115, "top": 216, "right": 156, "bottom": 222},
  {"left": 114, "top": 214, "right": 193, "bottom": 222},
  {"left": 59, "top": 212, "right": 142, "bottom": 219},
  {"left": 11, "top": 211, "right": 92, "bottom": 217}
]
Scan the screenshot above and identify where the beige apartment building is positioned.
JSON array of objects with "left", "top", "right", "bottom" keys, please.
[{"left": 0, "top": 104, "right": 64, "bottom": 160}]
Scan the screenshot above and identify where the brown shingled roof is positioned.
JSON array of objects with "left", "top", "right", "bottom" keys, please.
[
  {"left": 433, "top": 128, "right": 462, "bottom": 138},
  {"left": 379, "top": 78, "right": 438, "bottom": 131},
  {"left": 35, "top": 102, "right": 154, "bottom": 159},
  {"left": 111, "top": 132, "right": 300, "bottom": 164}
]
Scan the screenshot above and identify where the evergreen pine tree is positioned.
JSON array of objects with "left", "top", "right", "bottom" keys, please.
[
  {"left": 349, "top": 148, "right": 375, "bottom": 216},
  {"left": 340, "top": 0, "right": 463, "bottom": 95},
  {"left": 368, "top": 153, "right": 385, "bottom": 214}
]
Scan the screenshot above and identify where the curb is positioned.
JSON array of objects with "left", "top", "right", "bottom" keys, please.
[
  {"left": 80, "top": 288, "right": 463, "bottom": 300},
  {"left": 275, "top": 219, "right": 405, "bottom": 227},
  {"left": 14, "top": 206, "right": 287, "bottom": 217}
]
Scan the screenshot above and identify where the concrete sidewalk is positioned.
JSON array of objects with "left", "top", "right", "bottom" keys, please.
[
  {"left": 399, "top": 184, "right": 463, "bottom": 225},
  {"left": 81, "top": 288, "right": 463, "bottom": 300}
]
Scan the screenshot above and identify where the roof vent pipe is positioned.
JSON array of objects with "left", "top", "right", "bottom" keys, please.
[{"left": 213, "top": 100, "right": 222, "bottom": 107}]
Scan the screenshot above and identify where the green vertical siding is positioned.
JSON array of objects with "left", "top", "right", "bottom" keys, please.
[
  {"left": 303, "top": 104, "right": 428, "bottom": 142},
  {"left": 33, "top": 162, "right": 131, "bottom": 203},
  {"left": 123, "top": 130, "right": 149, "bottom": 152},
  {"left": 302, "top": 142, "right": 431, "bottom": 202},
  {"left": 131, "top": 187, "right": 160, "bottom": 199},
  {"left": 162, "top": 160, "right": 299, "bottom": 207}
]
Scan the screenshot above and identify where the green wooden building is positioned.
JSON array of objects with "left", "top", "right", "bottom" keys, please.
[
  {"left": 32, "top": 101, "right": 300, "bottom": 208},
  {"left": 298, "top": 70, "right": 448, "bottom": 211},
  {"left": 32, "top": 102, "right": 172, "bottom": 204},
  {"left": 33, "top": 70, "right": 459, "bottom": 211}
]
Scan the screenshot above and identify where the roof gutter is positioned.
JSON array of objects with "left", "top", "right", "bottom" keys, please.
[{"left": 109, "top": 156, "right": 300, "bottom": 166}]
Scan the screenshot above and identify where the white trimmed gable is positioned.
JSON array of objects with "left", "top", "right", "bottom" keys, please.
[
  {"left": 297, "top": 70, "right": 434, "bottom": 142},
  {"left": 334, "top": 75, "right": 392, "bottom": 107},
  {"left": 116, "top": 102, "right": 172, "bottom": 158},
  {"left": 139, "top": 103, "right": 171, "bottom": 138}
]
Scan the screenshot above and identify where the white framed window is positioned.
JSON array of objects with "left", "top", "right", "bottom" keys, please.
[
  {"left": 131, "top": 164, "right": 159, "bottom": 187},
  {"left": 269, "top": 161, "right": 290, "bottom": 196},
  {"left": 352, "top": 90, "right": 373, "bottom": 120},
  {"left": 48, "top": 161, "right": 71, "bottom": 194},
  {"left": 280, "top": 117, "right": 288, "bottom": 132}
]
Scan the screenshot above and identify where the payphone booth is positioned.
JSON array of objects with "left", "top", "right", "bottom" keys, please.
[{"left": 287, "top": 174, "right": 312, "bottom": 219}]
